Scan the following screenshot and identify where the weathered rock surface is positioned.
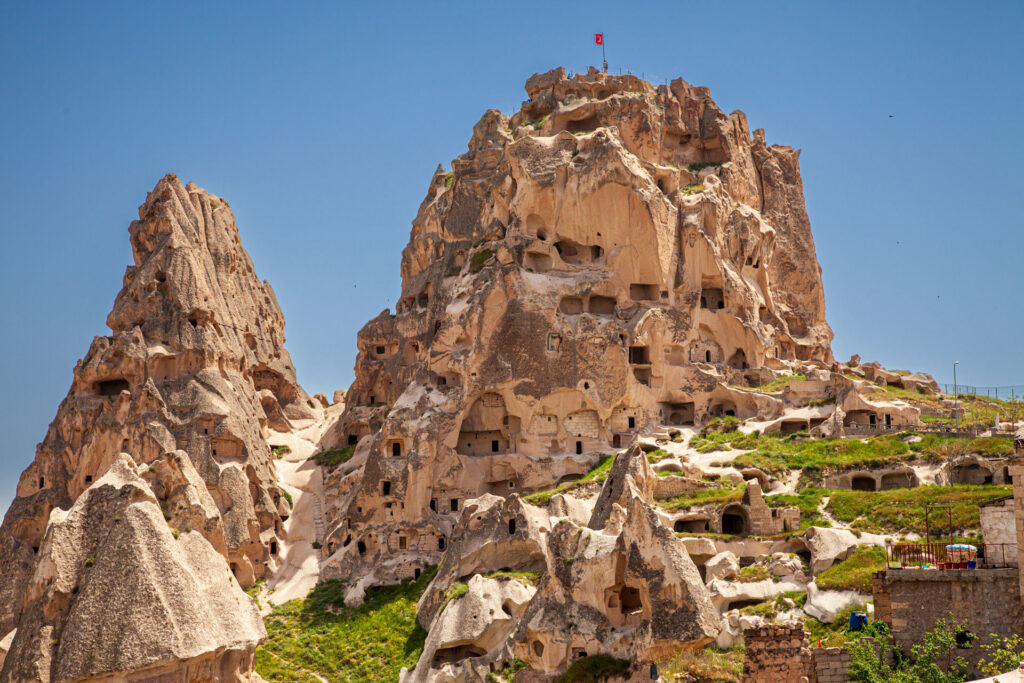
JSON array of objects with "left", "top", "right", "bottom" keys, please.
[
  {"left": 705, "top": 550, "right": 740, "bottom": 583},
  {"left": 318, "top": 65, "right": 838, "bottom": 595},
  {"left": 1, "top": 454, "right": 265, "bottom": 682},
  {"left": 406, "top": 575, "right": 535, "bottom": 682},
  {"left": 803, "top": 581, "right": 869, "bottom": 624},
  {"left": 803, "top": 526, "right": 886, "bottom": 575},
  {"left": 403, "top": 450, "right": 719, "bottom": 680},
  {"left": 0, "top": 175, "right": 313, "bottom": 635}
]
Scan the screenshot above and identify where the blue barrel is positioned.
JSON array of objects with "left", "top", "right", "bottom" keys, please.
[{"left": 849, "top": 611, "right": 868, "bottom": 631}]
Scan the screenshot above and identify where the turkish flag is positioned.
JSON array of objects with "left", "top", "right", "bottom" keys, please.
[{"left": 595, "top": 33, "right": 603, "bottom": 45}]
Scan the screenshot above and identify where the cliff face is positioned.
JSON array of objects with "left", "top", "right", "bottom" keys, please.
[
  {"left": 0, "top": 175, "right": 314, "bottom": 642},
  {"left": 318, "top": 66, "right": 833, "bottom": 590},
  {"left": 1, "top": 455, "right": 266, "bottom": 683}
]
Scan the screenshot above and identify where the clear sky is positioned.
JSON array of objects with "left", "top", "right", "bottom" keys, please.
[{"left": 1, "top": 0, "right": 1022, "bottom": 512}]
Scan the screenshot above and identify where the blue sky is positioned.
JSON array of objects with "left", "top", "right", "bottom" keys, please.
[{"left": 1, "top": 0, "right": 1022, "bottom": 511}]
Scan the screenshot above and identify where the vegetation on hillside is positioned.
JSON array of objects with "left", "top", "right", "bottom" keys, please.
[
  {"left": 312, "top": 444, "right": 355, "bottom": 468},
  {"left": 524, "top": 453, "right": 615, "bottom": 505},
  {"left": 826, "top": 484, "right": 1011, "bottom": 536},
  {"left": 255, "top": 568, "right": 436, "bottom": 682},
  {"left": 555, "top": 654, "right": 631, "bottom": 682},
  {"left": 816, "top": 546, "right": 887, "bottom": 593},
  {"left": 658, "top": 646, "right": 744, "bottom": 682}
]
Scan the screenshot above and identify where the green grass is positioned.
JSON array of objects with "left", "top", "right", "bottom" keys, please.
[
  {"left": 524, "top": 454, "right": 616, "bottom": 506},
  {"left": 439, "top": 581, "right": 468, "bottom": 612},
  {"left": 555, "top": 654, "right": 631, "bottom": 682},
  {"left": 826, "top": 484, "right": 1012, "bottom": 536},
  {"left": 737, "top": 565, "right": 771, "bottom": 583},
  {"left": 646, "top": 448, "right": 670, "bottom": 463},
  {"left": 729, "top": 372, "right": 806, "bottom": 395},
  {"left": 766, "top": 487, "right": 830, "bottom": 530},
  {"left": 659, "top": 646, "right": 744, "bottom": 683},
  {"left": 816, "top": 546, "right": 887, "bottom": 593},
  {"left": 271, "top": 445, "right": 291, "bottom": 459},
  {"left": 681, "top": 184, "right": 704, "bottom": 195},
  {"left": 690, "top": 428, "right": 760, "bottom": 454},
  {"left": 659, "top": 478, "right": 743, "bottom": 512},
  {"left": 281, "top": 490, "right": 293, "bottom": 508},
  {"left": 803, "top": 603, "right": 873, "bottom": 647},
  {"left": 256, "top": 568, "right": 436, "bottom": 682},
  {"left": 484, "top": 570, "right": 541, "bottom": 586},
  {"left": 469, "top": 249, "right": 495, "bottom": 273},
  {"left": 312, "top": 445, "right": 355, "bottom": 468}
]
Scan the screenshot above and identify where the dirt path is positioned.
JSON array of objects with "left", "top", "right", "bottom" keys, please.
[{"left": 264, "top": 404, "right": 341, "bottom": 608}]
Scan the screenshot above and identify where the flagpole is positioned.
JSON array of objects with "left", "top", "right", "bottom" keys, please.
[{"left": 602, "top": 38, "right": 607, "bottom": 73}]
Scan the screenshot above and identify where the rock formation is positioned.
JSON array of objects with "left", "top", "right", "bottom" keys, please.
[
  {"left": 402, "top": 450, "right": 720, "bottom": 681},
  {"left": 319, "top": 65, "right": 834, "bottom": 590},
  {"left": 1, "top": 455, "right": 265, "bottom": 682},
  {"left": 0, "top": 174, "right": 312, "bottom": 678}
]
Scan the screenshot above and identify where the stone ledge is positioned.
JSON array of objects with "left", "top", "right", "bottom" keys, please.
[{"left": 880, "top": 568, "right": 1017, "bottom": 582}]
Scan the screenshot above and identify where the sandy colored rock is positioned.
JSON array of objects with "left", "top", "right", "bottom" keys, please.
[
  {"left": 0, "top": 174, "right": 312, "bottom": 633},
  {"left": 405, "top": 574, "right": 535, "bottom": 682},
  {"left": 705, "top": 550, "right": 740, "bottom": 583},
  {"left": 318, "top": 65, "right": 836, "bottom": 593},
  {"left": 0, "top": 630, "right": 13, "bottom": 672},
  {"left": 803, "top": 526, "right": 886, "bottom": 575},
  {"left": 803, "top": 581, "right": 868, "bottom": 623},
  {"left": 1, "top": 454, "right": 265, "bottom": 682},
  {"left": 416, "top": 494, "right": 550, "bottom": 623}
]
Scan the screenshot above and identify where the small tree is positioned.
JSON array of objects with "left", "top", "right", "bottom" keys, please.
[
  {"left": 976, "top": 633, "right": 1024, "bottom": 677},
  {"left": 847, "top": 617, "right": 968, "bottom": 683}
]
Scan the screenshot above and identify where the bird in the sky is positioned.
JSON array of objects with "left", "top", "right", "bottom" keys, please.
[{"left": 889, "top": 115, "right": 895, "bottom": 118}]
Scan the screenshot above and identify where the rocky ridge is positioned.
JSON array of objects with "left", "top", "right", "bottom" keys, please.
[{"left": 0, "top": 174, "right": 314, "bottom": 680}]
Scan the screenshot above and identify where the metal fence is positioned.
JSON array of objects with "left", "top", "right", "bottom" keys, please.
[
  {"left": 887, "top": 542, "right": 1017, "bottom": 569},
  {"left": 939, "top": 385, "right": 1024, "bottom": 401}
]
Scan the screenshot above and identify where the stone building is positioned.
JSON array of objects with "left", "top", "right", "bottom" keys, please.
[
  {"left": 979, "top": 496, "right": 1017, "bottom": 566},
  {"left": 872, "top": 568, "right": 1024, "bottom": 675},
  {"left": 741, "top": 624, "right": 814, "bottom": 683}
]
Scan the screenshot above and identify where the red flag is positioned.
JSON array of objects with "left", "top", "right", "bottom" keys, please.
[{"left": 595, "top": 33, "right": 603, "bottom": 45}]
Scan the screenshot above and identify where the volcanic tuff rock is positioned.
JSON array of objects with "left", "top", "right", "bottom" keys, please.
[
  {"left": 318, "top": 65, "right": 833, "bottom": 588},
  {"left": 401, "top": 450, "right": 720, "bottom": 681},
  {"left": 0, "top": 174, "right": 311, "bottom": 677},
  {"left": 1, "top": 454, "right": 266, "bottom": 682}
]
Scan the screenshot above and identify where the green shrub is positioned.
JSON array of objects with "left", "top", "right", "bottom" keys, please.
[
  {"left": 313, "top": 445, "right": 355, "bottom": 468},
  {"left": 270, "top": 445, "right": 291, "bottom": 458},
  {"left": 555, "top": 654, "right": 630, "bottom": 682},
  {"left": 281, "top": 490, "right": 293, "bottom": 508},
  {"left": 847, "top": 617, "right": 967, "bottom": 682},
  {"left": 977, "top": 633, "right": 1024, "bottom": 677},
  {"left": 681, "top": 184, "right": 704, "bottom": 195},
  {"left": 469, "top": 249, "right": 495, "bottom": 273}
]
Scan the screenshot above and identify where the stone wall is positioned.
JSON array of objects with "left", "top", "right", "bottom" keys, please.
[
  {"left": 979, "top": 496, "right": 1017, "bottom": 566},
  {"left": 811, "top": 646, "right": 851, "bottom": 683},
  {"left": 652, "top": 474, "right": 703, "bottom": 498},
  {"left": 742, "top": 624, "right": 814, "bottom": 683},
  {"left": 873, "top": 567, "right": 1024, "bottom": 674}
]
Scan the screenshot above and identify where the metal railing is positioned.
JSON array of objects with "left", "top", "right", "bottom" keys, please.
[
  {"left": 939, "top": 384, "right": 1024, "bottom": 400},
  {"left": 887, "top": 542, "right": 1017, "bottom": 569}
]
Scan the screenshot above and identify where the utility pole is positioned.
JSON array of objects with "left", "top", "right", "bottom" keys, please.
[{"left": 954, "top": 361, "right": 960, "bottom": 434}]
